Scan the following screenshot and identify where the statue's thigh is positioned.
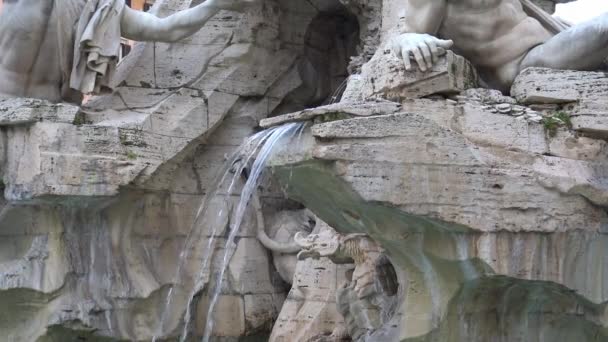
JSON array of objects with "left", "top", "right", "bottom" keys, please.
[{"left": 522, "top": 14, "right": 608, "bottom": 71}]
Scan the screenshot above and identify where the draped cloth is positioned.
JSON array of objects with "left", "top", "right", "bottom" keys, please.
[
  {"left": 55, "top": 0, "right": 88, "bottom": 103},
  {"left": 69, "top": 0, "right": 125, "bottom": 96}
]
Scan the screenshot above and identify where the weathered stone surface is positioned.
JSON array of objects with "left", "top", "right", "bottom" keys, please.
[
  {"left": 512, "top": 67, "right": 608, "bottom": 136},
  {"left": 294, "top": 227, "right": 399, "bottom": 341},
  {"left": 0, "top": 0, "right": 324, "bottom": 340},
  {"left": 357, "top": 50, "right": 478, "bottom": 101},
  {"left": 308, "top": 110, "right": 608, "bottom": 228},
  {"left": 195, "top": 295, "right": 246, "bottom": 337},
  {"left": 229, "top": 238, "right": 275, "bottom": 294},
  {"left": 259, "top": 101, "right": 402, "bottom": 128},
  {"left": 0, "top": 0, "right": 375, "bottom": 339},
  {"left": 269, "top": 245, "right": 350, "bottom": 341},
  {"left": 244, "top": 294, "right": 282, "bottom": 332},
  {"left": 0, "top": 0, "right": 342, "bottom": 201},
  {"left": 510, "top": 67, "right": 604, "bottom": 104},
  {"left": 0, "top": 97, "right": 79, "bottom": 126},
  {"left": 265, "top": 61, "right": 608, "bottom": 339},
  {"left": 1, "top": 1, "right": 605, "bottom": 342}
]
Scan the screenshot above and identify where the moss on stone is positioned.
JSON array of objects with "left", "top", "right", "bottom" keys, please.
[{"left": 542, "top": 111, "right": 573, "bottom": 137}]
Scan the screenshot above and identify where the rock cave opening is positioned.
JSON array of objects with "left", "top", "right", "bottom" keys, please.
[{"left": 272, "top": 4, "right": 360, "bottom": 115}]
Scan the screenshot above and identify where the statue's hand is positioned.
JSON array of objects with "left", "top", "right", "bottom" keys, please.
[
  {"left": 208, "top": 0, "right": 260, "bottom": 11},
  {"left": 390, "top": 33, "right": 453, "bottom": 72}
]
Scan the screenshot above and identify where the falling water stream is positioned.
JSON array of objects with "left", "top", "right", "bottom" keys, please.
[
  {"left": 202, "top": 122, "right": 303, "bottom": 342},
  {"left": 455, "top": 234, "right": 478, "bottom": 281},
  {"left": 153, "top": 122, "right": 303, "bottom": 341}
]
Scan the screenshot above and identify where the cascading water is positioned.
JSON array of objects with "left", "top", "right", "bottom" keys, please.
[
  {"left": 455, "top": 234, "right": 478, "bottom": 281},
  {"left": 153, "top": 122, "right": 304, "bottom": 341},
  {"left": 202, "top": 122, "right": 303, "bottom": 342}
]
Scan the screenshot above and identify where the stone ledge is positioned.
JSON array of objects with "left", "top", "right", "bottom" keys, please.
[
  {"left": 259, "top": 101, "right": 402, "bottom": 129},
  {"left": 511, "top": 67, "right": 608, "bottom": 137},
  {"left": 0, "top": 97, "right": 79, "bottom": 126},
  {"left": 281, "top": 109, "right": 608, "bottom": 233}
]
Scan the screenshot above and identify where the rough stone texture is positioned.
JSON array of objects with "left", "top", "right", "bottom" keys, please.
[
  {"left": 307, "top": 109, "right": 608, "bottom": 228},
  {"left": 195, "top": 295, "right": 247, "bottom": 337},
  {"left": 0, "top": 0, "right": 362, "bottom": 201},
  {"left": 358, "top": 50, "right": 478, "bottom": 101},
  {"left": 267, "top": 65, "right": 608, "bottom": 340},
  {"left": 0, "top": 97, "right": 80, "bottom": 125},
  {"left": 269, "top": 223, "right": 352, "bottom": 342},
  {"left": 512, "top": 67, "right": 608, "bottom": 137},
  {"left": 259, "top": 101, "right": 402, "bottom": 128},
  {"left": 511, "top": 67, "right": 594, "bottom": 104},
  {"left": 338, "top": 0, "right": 383, "bottom": 74},
  {"left": 0, "top": 0, "right": 370, "bottom": 340},
  {"left": 0, "top": 0, "right": 603, "bottom": 341}
]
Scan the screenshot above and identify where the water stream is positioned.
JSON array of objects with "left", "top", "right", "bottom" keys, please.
[
  {"left": 153, "top": 122, "right": 303, "bottom": 341},
  {"left": 202, "top": 122, "right": 303, "bottom": 341}
]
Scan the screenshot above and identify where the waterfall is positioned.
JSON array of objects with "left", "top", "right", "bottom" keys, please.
[
  {"left": 201, "top": 122, "right": 302, "bottom": 342},
  {"left": 455, "top": 234, "right": 478, "bottom": 281},
  {"left": 153, "top": 122, "right": 304, "bottom": 341}
]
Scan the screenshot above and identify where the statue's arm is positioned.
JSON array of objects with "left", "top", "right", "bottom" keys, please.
[
  {"left": 120, "top": 0, "right": 253, "bottom": 42},
  {"left": 391, "top": 0, "right": 452, "bottom": 71}
]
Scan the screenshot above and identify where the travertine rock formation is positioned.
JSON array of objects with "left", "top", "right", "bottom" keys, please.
[
  {"left": 0, "top": 0, "right": 603, "bottom": 341},
  {"left": 265, "top": 52, "right": 608, "bottom": 340},
  {"left": 0, "top": 0, "right": 366, "bottom": 340}
]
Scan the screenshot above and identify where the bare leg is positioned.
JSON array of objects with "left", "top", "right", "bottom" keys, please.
[{"left": 521, "top": 13, "right": 608, "bottom": 71}]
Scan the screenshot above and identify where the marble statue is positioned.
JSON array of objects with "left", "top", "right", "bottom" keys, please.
[
  {"left": 0, "top": 0, "right": 257, "bottom": 104},
  {"left": 391, "top": 0, "right": 608, "bottom": 91},
  {"left": 269, "top": 222, "right": 352, "bottom": 342},
  {"left": 296, "top": 230, "right": 399, "bottom": 341},
  {"left": 252, "top": 193, "right": 316, "bottom": 284}
]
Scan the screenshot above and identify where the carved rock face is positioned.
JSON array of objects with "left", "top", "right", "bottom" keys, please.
[
  {"left": 295, "top": 228, "right": 341, "bottom": 260},
  {"left": 267, "top": 209, "right": 316, "bottom": 284},
  {"left": 0, "top": 0, "right": 360, "bottom": 339}
]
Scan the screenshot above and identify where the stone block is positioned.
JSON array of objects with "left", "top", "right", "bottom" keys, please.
[
  {"left": 547, "top": 132, "right": 607, "bottom": 161},
  {"left": 228, "top": 238, "right": 274, "bottom": 294},
  {"left": 569, "top": 100, "right": 608, "bottom": 137},
  {"left": 358, "top": 50, "right": 478, "bottom": 101},
  {"left": 511, "top": 67, "right": 608, "bottom": 136},
  {"left": 0, "top": 97, "right": 79, "bottom": 126},
  {"left": 196, "top": 295, "right": 246, "bottom": 337},
  {"left": 306, "top": 109, "right": 608, "bottom": 233},
  {"left": 1, "top": 123, "right": 144, "bottom": 201},
  {"left": 244, "top": 294, "right": 278, "bottom": 331},
  {"left": 511, "top": 67, "right": 600, "bottom": 104}
]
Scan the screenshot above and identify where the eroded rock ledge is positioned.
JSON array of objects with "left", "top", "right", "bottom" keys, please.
[
  {"left": 0, "top": 0, "right": 600, "bottom": 340},
  {"left": 263, "top": 51, "right": 608, "bottom": 340}
]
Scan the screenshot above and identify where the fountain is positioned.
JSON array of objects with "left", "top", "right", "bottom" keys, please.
[{"left": 1, "top": 0, "right": 608, "bottom": 341}]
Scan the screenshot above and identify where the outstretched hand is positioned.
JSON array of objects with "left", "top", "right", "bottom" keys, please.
[
  {"left": 390, "top": 33, "right": 454, "bottom": 72},
  {"left": 207, "top": 0, "right": 260, "bottom": 12}
]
